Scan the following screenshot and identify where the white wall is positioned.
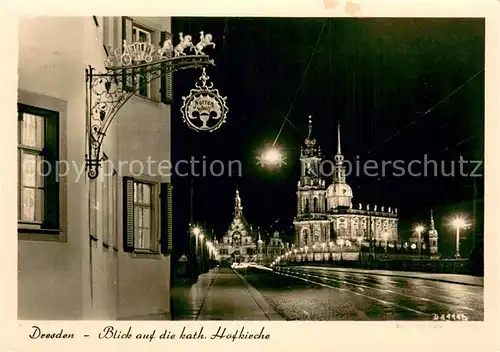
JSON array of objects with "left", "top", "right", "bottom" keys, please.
[
  {"left": 17, "top": 16, "right": 89, "bottom": 320},
  {"left": 18, "top": 16, "right": 173, "bottom": 320}
]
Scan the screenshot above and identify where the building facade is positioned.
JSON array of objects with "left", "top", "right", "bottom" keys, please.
[
  {"left": 264, "top": 231, "right": 286, "bottom": 264},
  {"left": 215, "top": 189, "right": 289, "bottom": 265},
  {"left": 216, "top": 188, "right": 257, "bottom": 263},
  {"left": 18, "top": 16, "right": 174, "bottom": 319},
  {"left": 293, "top": 117, "right": 399, "bottom": 251}
]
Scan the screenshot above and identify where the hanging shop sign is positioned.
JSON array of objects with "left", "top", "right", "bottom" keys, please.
[{"left": 180, "top": 67, "right": 228, "bottom": 132}]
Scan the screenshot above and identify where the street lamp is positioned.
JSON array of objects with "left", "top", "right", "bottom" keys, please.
[
  {"left": 338, "top": 239, "right": 345, "bottom": 261},
  {"left": 257, "top": 145, "right": 287, "bottom": 168},
  {"left": 192, "top": 226, "right": 201, "bottom": 236},
  {"left": 414, "top": 225, "right": 425, "bottom": 258},
  {"left": 321, "top": 242, "right": 326, "bottom": 261},
  {"left": 357, "top": 236, "right": 363, "bottom": 260},
  {"left": 451, "top": 216, "right": 467, "bottom": 258},
  {"left": 382, "top": 231, "right": 389, "bottom": 255}
]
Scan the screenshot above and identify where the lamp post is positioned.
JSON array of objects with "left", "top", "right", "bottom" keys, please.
[
  {"left": 382, "top": 231, "right": 389, "bottom": 256},
  {"left": 357, "top": 236, "right": 363, "bottom": 260},
  {"left": 321, "top": 242, "right": 326, "bottom": 262},
  {"left": 338, "top": 239, "right": 345, "bottom": 261},
  {"left": 451, "top": 216, "right": 467, "bottom": 259},
  {"left": 190, "top": 226, "right": 202, "bottom": 277},
  {"left": 415, "top": 225, "right": 425, "bottom": 259},
  {"left": 199, "top": 233, "right": 205, "bottom": 272},
  {"left": 304, "top": 246, "right": 309, "bottom": 262}
]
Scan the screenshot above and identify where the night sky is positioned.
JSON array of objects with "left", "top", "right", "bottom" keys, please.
[{"left": 170, "top": 18, "right": 484, "bottom": 258}]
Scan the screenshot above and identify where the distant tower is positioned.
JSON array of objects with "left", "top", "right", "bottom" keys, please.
[
  {"left": 257, "top": 227, "right": 264, "bottom": 255},
  {"left": 235, "top": 186, "right": 243, "bottom": 216},
  {"left": 428, "top": 209, "right": 439, "bottom": 254}
]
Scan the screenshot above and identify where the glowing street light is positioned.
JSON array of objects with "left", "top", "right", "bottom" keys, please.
[
  {"left": 414, "top": 224, "right": 425, "bottom": 258},
  {"left": 192, "top": 226, "right": 202, "bottom": 236},
  {"left": 382, "top": 231, "right": 389, "bottom": 255},
  {"left": 451, "top": 216, "right": 468, "bottom": 258},
  {"left": 256, "top": 145, "right": 287, "bottom": 168}
]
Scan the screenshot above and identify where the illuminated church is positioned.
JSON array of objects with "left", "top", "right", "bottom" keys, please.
[
  {"left": 216, "top": 188, "right": 259, "bottom": 263},
  {"left": 293, "top": 117, "right": 401, "bottom": 249},
  {"left": 215, "top": 188, "right": 288, "bottom": 265}
]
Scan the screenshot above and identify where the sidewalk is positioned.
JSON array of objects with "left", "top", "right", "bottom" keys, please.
[
  {"left": 300, "top": 265, "right": 484, "bottom": 287},
  {"left": 171, "top": 267, "right": 284, "bottom": 320}
]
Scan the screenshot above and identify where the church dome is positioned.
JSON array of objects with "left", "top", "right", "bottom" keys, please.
[
  {"left": 326, "top": 182, "right": 353, "bottom": 209},
  {"left": 326, "top": 182, "right": 353, "bottom": 198}
]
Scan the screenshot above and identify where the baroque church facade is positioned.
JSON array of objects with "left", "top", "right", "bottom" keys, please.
[{"left": 293, "top": 117, "right": 404, "bottom": 251}]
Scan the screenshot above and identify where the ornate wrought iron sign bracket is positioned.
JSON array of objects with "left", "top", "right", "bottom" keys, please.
[{"left": 85, "top": 32, "right": 217, "bottom": 179}]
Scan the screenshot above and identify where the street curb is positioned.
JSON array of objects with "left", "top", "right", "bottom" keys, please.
[
  {"left": 232, "top": 268, "right": 286, "bottom": 321},
  {"left": 195, "top": 268, "right": 220, "bottom": 321},
  {"left": 299, "top": 265, "right": 484, "bottom": 287}
]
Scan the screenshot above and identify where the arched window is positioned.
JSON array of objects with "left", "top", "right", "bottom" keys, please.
[
  {"left": 305, "top": 199, "right": 310, "bottom": 213},
  {"left": 313, "top": 197, "right": 318, "bottom": 212}
]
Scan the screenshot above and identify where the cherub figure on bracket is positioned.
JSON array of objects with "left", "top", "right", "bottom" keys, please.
[
  {"left": 194, "top": 31, "right": 216, "bottom": 55},
  {"left": 174, "top": 33, "right": 194, "bottom": 57}
]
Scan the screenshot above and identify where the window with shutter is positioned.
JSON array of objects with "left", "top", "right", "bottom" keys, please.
[
  {"left": 123, "top": 177, "right": 160, "bottom": 254},
  {"left": 160, "top": 31, "right": 173, "bottom": 105},
  {"left": 121, "top": 17, "right": 134, "bottom": 92},
  {"left": 133, "top": 25, "right": 152, "bottom": 98},
  {"left": 122, "top": 177, "right": 135, "bottom": 252},
  {"left": 160, "top": 182, "right": 173, "bottom": 254},
  {"left": 102, "top": 157, "right": 118, "bottom": 247}
]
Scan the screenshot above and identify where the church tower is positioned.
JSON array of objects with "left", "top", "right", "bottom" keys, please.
[
  {"left": 297, "top": 115, "right": 326, "bottom": 215},
  {"left": 326, "top": 123, "right": 353, "bottom": 210},
  {"left": 428, "top": 209, "right": 439, "bottom": 254},
  {"left": 293, "top": 116, "right": 330, "bottom": 248},
  {"left": 234, "top": 187, "right": 242, "bottom": 216}
]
